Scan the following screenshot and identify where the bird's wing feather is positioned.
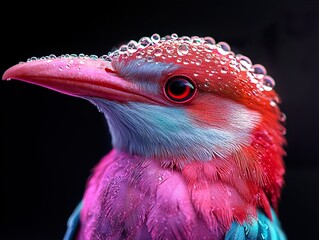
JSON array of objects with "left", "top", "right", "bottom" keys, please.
[
  {"left": 225, "top": 208, "right": 286, "bottom": 240},
  {"left": 63, "top": 201, "right": 83, "bottom": 240}
]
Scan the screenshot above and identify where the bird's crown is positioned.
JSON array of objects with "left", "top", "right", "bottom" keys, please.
[{"left": 105, "top": 33, "right": 280, "bottom": 111}]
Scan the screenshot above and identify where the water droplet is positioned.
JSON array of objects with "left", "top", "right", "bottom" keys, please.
[
  {"left": 203, "top": 36, "right": 215, "bottom": 45},
  {"left": 193, "top": 72, "right": 199, "bottom": 77},
  {"left": 154, "top": 48, "right": 163, "bottom": 57},
  {"left": 171, "top": 33, "right": 178, "bottom": 39},
  {"left": 218, "top": 41, "right": 231, "bottom": 52},
  {"left": 280, "top": 112, "right": 286, "bottom": 122},
  {"left": 195, "top": 59, "right": 202, "bottom": 65},
  {"left": 147, "top": 46, "right": 155, "bottom": 54},
  {"left": 151, "top": 33, "right": 161, "bottom": 43},
  {"left": 205, "top": 54, "right": 212, "bottom": 62},
  {"left": 177, "top": 58, "right": 182, "bottom": 63},
  {"left": 59, "top": 66, "right": 63, "bottom": 71},
  {"left": 49, "top": 54, "right": 57, "bottom": 59},
  {"left": 262, "top": 76, "right": 275, "bottom": 91},
  {"left": 261, "top": 232, "right": 267, "bottom": 239},
  {"left": 146, "top": 56, "right": 154, "bottom": 62},
  {"left": 191, "top": 36, "right": 202, "bottom": 45},
  {"left": 220, "top": 57, "right": 227, "bottom": 65},
  {"left": 253, "top": 64, "right": 267, "bottom": 75},
  {"left": 127, "top": 40, "right": 138, "bottom": 53},
  {"left": 270, "top": 100, "right": 277, "bottom": 107},
  {"left": 181, "top": 36, "right": 191, "bottom": 43},
  {"left": 221, "top": 66, "right": 228, "bottom": 74},
  {"left": 90, "top": 54, "right": 99, "bottom": 60},
  {"left": 183, "top": 59, "right": 190, "bottom": 65},
  {"left": 79, "top": 53, "right": 85, "bottom": 58},
  {"left": 177, "top": 44, "right": 189, "bottom": 56},
  {"left": 166, "top": 46, "right": 174, "bottom": 54},
  {"left": 238, "top": 55, "right": 252, "bottom": 70},
  {"left": 101, "top": 54, "right": 112, "bottom": 61},
  {"left": 139, "top": 37, "right": 152, "bottom": 48},
  {"left": 280, "top": 127, "right": 287, "bottom": 135},
  {"left": 136, "top": 52, "right": 144, "bottom": 59}
]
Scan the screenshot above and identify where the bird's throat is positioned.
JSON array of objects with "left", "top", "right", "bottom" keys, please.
[{"left": 87, "top": 98, "right": 259, "bottom": 166}]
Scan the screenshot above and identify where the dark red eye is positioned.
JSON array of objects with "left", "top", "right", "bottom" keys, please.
[{"left": 164, "top": 76, "right": 196, "bottom": 103}]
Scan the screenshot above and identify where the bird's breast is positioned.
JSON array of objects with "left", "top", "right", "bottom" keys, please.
[{"left": 78, "top": 150, "right": 251, "bottom": 240}]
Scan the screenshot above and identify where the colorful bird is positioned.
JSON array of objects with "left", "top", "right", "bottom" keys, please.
[{"left": 3, "top": 33, "right": 287, "bottom": 240}]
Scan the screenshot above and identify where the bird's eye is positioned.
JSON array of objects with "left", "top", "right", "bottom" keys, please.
[{"left": 164, "top": 76, "right": 196, "bottom": 103}]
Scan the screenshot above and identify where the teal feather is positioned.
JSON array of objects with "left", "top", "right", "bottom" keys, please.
[
  {"left": 63, "top": 201, "right": 82, "bottom": 240},
  {"left": 225, "top": 209, "right": 286, "bottom": 240}
]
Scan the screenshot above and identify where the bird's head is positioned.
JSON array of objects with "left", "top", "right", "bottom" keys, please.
[{"left": 3, "top": 33, "right": 285, "bottom": 170}]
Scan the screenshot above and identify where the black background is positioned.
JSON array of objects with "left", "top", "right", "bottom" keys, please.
[{"left": 1, "top": 0, "right": 318, "bottom": 239}]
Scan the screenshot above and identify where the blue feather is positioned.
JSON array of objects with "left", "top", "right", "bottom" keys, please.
[
  {"left": 63, "top": 201, "right": 82, "bottom": 240},
  {"left": 225, "top": 209, "right": 286, "bottom": 240}
]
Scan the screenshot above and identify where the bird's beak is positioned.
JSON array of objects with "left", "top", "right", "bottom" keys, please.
[{"left": 2, "top": 56, "right": 154, "bottom": 103}]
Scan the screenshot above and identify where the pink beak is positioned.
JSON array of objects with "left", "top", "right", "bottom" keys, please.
[{"left": 2, "top": 56, "right": 155, "bottom": 103}]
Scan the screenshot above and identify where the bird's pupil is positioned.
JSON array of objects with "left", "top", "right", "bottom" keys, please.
[
  {"left": 165, "top": 77, "right": 196, "bottom": 102},
  {"left": 170, "top": 80, "right": 189, "bottom": 96}
]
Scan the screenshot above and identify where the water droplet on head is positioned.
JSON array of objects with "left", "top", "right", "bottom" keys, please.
[
  {"left": 101, "top": 54, "right": 112, "bottom": 61},
  {"left": 280, "top": 112, "right": 286, "bottom": 122},
  {"left": 90, "top": 54, "right": 98, "bottom": 60},
  {"left": 218, "top": 42, "right": 231, "bottom": 52},
  {"left": 204, "top": 53, "right": 212, "bottom": 62},
  {"left": 238, "top": 55, "right": 252, "bottom": 70},
  {"left": 154, "top": 48, "right": 163, "bottom": 57},
  {"left": 166, "top": 46, "right": 174, "bottom": 54},
  {"left": 221, "top": 66, "right": 228, "bottom": 74},
  {"left": 220, "top": 57, "right": 227, "bottom": 65},
  {"left": 252, "top": 64, "right": 267, "bottom": 75},
  {"left": 183, "top": 59, "right": 190, "bottom": 65},
  {"left": 139, "top": 37, "right": 152, "bottom": 48},
  {"left": 270, "top": 100, "right": 277, "bottom": 107},
  {"left": 262, "top": 76, "right": 275, "bottom": 91},
  {"left": 191, "top": 36, "right": 202, "bottom": 45},
  {"left": 171, "top": 33, "right": 178, "bottom": 39},
  {"left": 151, "top": 33, "right": 161, "bottom": 43},
  {"left": 203, "top": 36, "right": 215, "bottom": 45},
  {"left": 146, "top": 46, "right": 155, "bottom": 54},
  {"left": 136, "top": 52, "right": 144, "bottom": 59},
  {"left": 127, "top": 40, "right": 138, "bottom": 53},
  {"left": 177, "top": 44, "right": 189, "bottom": 56},
  {"left": 181, "top": 36, "right": 191, "bottom": 43},
  {"left": 195, "top": 59, "right": 202, "bottom": 65}
]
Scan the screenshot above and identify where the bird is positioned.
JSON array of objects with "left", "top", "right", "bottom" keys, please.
[{"left": 3, "top": 33, "right": 287, "bottom": 240}]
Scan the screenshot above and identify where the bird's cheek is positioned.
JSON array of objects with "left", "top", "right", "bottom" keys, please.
[{"left": 185, "top": 95, "right": 233, "bottom": 129}]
